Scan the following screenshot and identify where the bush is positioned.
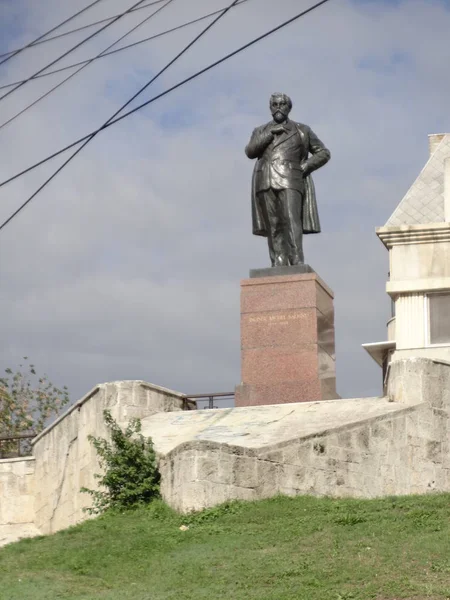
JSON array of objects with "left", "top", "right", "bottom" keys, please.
[{"left": 81, "top": 410, "right": 160, "bottom": 514}]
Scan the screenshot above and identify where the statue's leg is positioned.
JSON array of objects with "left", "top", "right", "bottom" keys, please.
[
  {"left": 258, "top": 189, "right": 286, "bottom": 266},
  {"left": 279, "top": 188, "right": 304, "bottom": 265},
  {"left": 269, "top": 189, "right": 289, "bottom": 266}
]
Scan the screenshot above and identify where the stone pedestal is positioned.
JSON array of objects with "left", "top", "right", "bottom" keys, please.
[{"left": 235, "top": 268, "right": 337, "bottom": 406}]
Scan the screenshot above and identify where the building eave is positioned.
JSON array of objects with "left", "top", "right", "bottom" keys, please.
[
  {"left": 376, "top": 223, "right": 450, "bottom": 249},
  {"left": 362, "top": 341, "right": 396, "bottom": 367}
]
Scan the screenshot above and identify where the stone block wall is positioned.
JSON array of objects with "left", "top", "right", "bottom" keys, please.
[
  {"left": 32, "top": 380, "right": 188, "bottom": 534},
  {"left": 0, "top": 457, "right": 36, "bottom": 526},
  {"left": 2, "top": 358, "right": 450, "bottom": 540},
  {"left": 158, "top": 358, "right": 450, "bottom": 512}
]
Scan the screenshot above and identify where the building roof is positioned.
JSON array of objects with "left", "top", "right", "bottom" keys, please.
[{"left": 385, "top": 134, "right": 450, "bottom": 227}]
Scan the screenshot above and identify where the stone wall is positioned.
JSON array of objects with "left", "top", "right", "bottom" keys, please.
[
  {"left": 144, "top": 358, "right": 450, "bottom": 512},
  {"left": 32, "top": 380, "right": 188, "bottom": 534},
  {"left": 0, "top": 457, "right": 36, "bottom": 525},
  {"left": 393, "top": 346, "right": 450, "bottom": 364},
  {"left": 158, "top": 404, "right": 437, "bottom": 512},
  {"left": 2, "top": 358, "right": 450, "bottom": 540}
]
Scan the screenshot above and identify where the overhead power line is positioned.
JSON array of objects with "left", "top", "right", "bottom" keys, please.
[
  {"left": 0, "top": 0, "right": 152, "bottom": 103},
  {"left": 0, "top": 0, "right": 109, "bottom": 67},
  {"left": 0, "top": 0, "right": 165, "bottom": 61},
  {"left": 0, "top": 0, "right": 242, "bottom": 232},
  {"left": 0, "top": 0, "right": 250, "bottom": 92},
  {"left": 0, "top": 0, "right": 332, "bottom": 222},
  {"left": 0, "top": 0, "right": 176, "bottom": 131}
]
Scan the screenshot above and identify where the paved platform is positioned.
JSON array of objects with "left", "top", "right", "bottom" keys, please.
[{"left": 141, "top": 396, "right": 410, "bottom": 454}]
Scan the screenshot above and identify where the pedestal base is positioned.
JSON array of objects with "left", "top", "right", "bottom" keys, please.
[{"left": 235, "top": 268, "right": 337, "bottom": 407}]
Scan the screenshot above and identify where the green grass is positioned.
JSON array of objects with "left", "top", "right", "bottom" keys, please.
[{"left": 2, "top": 494, "right": 450, "bottom": 600}]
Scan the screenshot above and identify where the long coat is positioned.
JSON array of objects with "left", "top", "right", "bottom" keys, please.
[{"left": 245, "top": 120, "right": 330, "bottom": 237}]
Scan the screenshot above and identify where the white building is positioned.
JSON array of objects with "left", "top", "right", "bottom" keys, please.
[{"left": 364, "top": 134, "right": 450, "bottom": 385}]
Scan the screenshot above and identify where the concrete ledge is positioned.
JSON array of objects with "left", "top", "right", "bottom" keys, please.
[
  {"left": 377, "top": 223, "right": 450, "bottom": 248},
  {"left": 386, "top": 278, "right": 450, "bottom": 295},
  {"left": 249, "top": 264, "right": 314, "bottom": 278},
  {"left": 240, "top": 272, "right": 334, "bottom": 298},
  {"left": 0, "top": 456, "right": 35, "bottom": 464}
]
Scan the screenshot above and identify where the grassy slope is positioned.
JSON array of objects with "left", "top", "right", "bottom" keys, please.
[{"left": 1, "top": 494, "right": 450, "bottom": 600}]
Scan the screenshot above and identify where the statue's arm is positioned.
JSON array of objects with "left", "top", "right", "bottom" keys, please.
[
  {"left": 301, "top": 127, "right": 330, "bottom": 174},
  {"left": 245, "top": 126, "right": 274, "bottom": 159}
]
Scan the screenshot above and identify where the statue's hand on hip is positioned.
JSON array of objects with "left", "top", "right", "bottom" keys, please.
[{"left": 299, "top": 162, "right": 309, "bottom": 175}]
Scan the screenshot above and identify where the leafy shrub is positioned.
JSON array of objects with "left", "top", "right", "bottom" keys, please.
[{"left": 81, "top": 410, "right": 160, "bottom": 514}]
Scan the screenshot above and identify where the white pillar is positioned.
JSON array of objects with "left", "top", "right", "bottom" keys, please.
[{"left": 395, "top": 293, "right": 426, "bottom": 350}]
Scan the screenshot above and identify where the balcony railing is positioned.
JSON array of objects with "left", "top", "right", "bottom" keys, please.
[
  {"left": 185, "top": 392, "right": 235, "bottom": 409},
  {"left": 387, "top": 316, "right": 396, "bottom": 342},
  {"left": 0, "top": 433, "right": 36, "bottom": 459}
]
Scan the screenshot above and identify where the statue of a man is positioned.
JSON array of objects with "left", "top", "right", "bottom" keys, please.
[{"left": 245, "top": 93, "right": 330, "bottom": 267}]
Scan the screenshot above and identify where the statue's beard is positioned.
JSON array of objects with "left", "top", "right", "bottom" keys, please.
[{"left": 272, "top": 110, "right": 287, "bottom": 123}]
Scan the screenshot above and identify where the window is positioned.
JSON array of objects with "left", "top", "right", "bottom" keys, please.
[{"left": 428, "top": 293, "right": 450, "bottom": 345}]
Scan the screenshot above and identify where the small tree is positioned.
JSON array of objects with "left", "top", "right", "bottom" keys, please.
[
  {"left": 81, "top": 410, "right": 160, "bottom": 514},
  {"left": 0, "top": 357, "right": 70, "bottom": 437}
]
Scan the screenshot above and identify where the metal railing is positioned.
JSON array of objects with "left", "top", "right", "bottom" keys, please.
[
  {"left": 0, "top": 432, "right": 36, "bottom": 459},
  {"left": 185, "top": 392, "right": 235, "bottom": 409}
]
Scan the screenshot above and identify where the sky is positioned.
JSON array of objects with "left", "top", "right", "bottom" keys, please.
[{"left": 0, "top": 0, "right": 449, "bottom": 408}]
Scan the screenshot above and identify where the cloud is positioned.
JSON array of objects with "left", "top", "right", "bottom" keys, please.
[{"left": 1, "top": 0, "right": 449, "bottom": 406}]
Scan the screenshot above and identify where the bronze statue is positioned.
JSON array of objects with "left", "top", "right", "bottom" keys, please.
[{"left": 245, "top": 93, "right": 330, "bottom": 267}]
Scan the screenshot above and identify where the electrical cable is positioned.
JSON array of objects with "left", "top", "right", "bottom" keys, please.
[
  {"left": 0, "top": 0, "right": 243, "bottom": 232},
  {"left": 0, "top": 0, "right": 153, "bottom": 103},
  {"left": 0, "top": 0, "right": 176, "bottom": 131},
  {"left": 0, "top": 0, "right": 110, "bottom": 67},
  {"left": 0, "top": 0, "right": 166, "bottom": 61},
  {"left": 0, "top": 0, "right": 250, "bottom": 92},
  {"left": 0, "top": 0, "right": 332, "bottom": 199}
]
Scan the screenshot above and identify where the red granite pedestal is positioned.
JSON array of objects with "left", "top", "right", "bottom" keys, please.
[{"left": 235, "top": 270, "right": 337, "bottom": 406}]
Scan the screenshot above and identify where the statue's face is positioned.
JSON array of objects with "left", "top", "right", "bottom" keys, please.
[{"left": 270, "top": 96, "right": 291, "bottom": 123}]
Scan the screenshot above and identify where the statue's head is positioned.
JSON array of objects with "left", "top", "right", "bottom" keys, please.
[{"left": 270, "top": 93, "right": 292, "bottom": 123}]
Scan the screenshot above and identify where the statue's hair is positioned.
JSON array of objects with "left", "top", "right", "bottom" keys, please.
[{"left": 269, "top": 92, "right": 292, "bottom": 111}]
